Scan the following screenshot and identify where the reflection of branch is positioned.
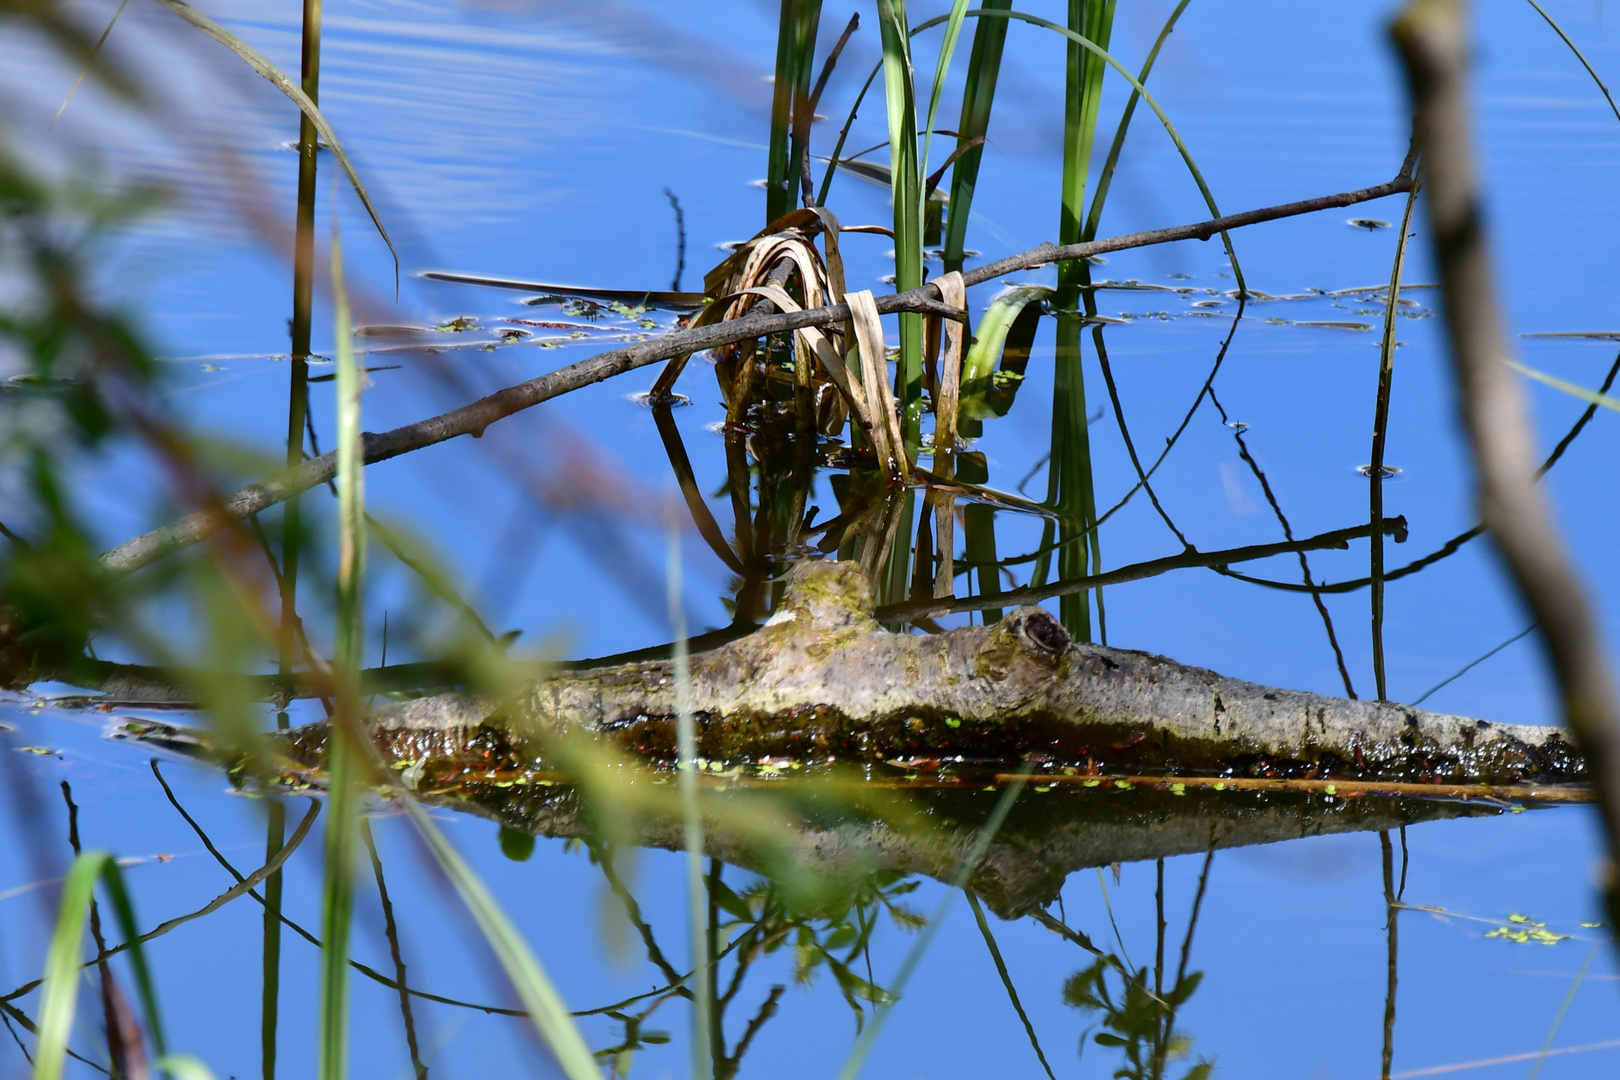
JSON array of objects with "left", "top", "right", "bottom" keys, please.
[
  {"left": 364, "top": 823, "right": 429, "bottom": 1080},
  {"left": 966, "top": 891, "right": 1057, "bottom": 1080},
  {"left": 99, "top": 173, "right": 1419, "bottom": 576},
  {"left": 599, "top": 847, "right": 691, "bottom": 997},
  {"left": 717, "top": 984, "right": 784, "bottom": 1080},
  {"left": 879, "top": 517, "right": 1409, "bottom": 621},
  {"left": 1394, "top": 0, "right": 1620, "bottom": 928},
  {"left": 1, "top": 784, "right": 320, "bottom": 1005}
]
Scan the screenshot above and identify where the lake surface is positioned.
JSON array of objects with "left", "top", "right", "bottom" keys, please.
[{"left": 4, "top": 0, "right": 1620, "bottom": 1077}]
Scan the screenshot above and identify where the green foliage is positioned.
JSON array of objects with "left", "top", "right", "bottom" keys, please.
[{"left": 1064, "top": 956, "right": 1209, "bottom": 1080}]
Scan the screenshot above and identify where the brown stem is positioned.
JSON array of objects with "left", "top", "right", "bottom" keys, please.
[{"left": 1393, "top": 0, "right": 1620, "bottom": 925}]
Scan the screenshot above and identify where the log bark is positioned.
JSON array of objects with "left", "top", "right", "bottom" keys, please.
[{"left": 268, "top": 560, "right": 1580, "bottom": 787}]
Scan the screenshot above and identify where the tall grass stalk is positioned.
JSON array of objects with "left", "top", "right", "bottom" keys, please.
[
  {"left": 269, "top": 5, "right": 322, "bottom": 1074},
  {"left": 1081, "top": 0, "right": 1192, "bottom": 242},
  {"left": 1047, "top": 0, "right": 1115, "bottom": 642},
  {"left": 667, "top": 513, "right": 713, "bottom": 1080},
  {"left": 876, "top": 0, "right": 923, "bottom": 432},
  {"left": 319, "top": 225, "right": 364, "bottom": 1080},
  {"left": 942, "top": 0, "right": 1012, "bottom": 273},
  {"left": 398, "top": 799, "right": 601, "bottom": 1080},
  {"left": 35, "top": 853, "right": 166, "bottom": 1080},
  {"left": 767, "top": 1, "right": 823, "bottom": 223}
]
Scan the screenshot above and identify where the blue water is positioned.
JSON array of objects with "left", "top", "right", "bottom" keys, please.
[{"left": 4, "top": 0, "right": 1620, "bottom": 1076}]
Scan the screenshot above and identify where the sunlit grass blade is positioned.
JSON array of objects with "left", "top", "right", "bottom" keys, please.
[
  {"left": 319, "top": 224, "right": 365, "bottom": 1080},
  {"left": 666, "top": 511, "right": 713, "bottom": 1080},
  {"left": 398, "top": 798, "right": 601, "bottom": 1080},
  {"left": 155, "top": 1055, "right": 221, "bottom": 1080},
  {"left": 149, "top": 0, "right": 398, "bottom": 285},
  {"left": 833, "top": 767, "right": 1032, "bottom": 1080},
  {"left": 36, "top": 852, "right": 167, "bottom": 1080},
  {"left": 1504, "top": 358, "right": 1620, "bottom": 413},
  {"left": 876, "top": 0, "right": 924, "bottom": 443},
  {"left": 942, "top": 0, "right": 1011, "bottom": 272},
  {"left": 960, "top": 286, "right": 1053, "bottom": 388},
  {"left": 1081, "top": 0, "right": 1192, "bottom": 241}
]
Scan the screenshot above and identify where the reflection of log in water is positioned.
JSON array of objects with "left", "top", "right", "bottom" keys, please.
[{"left": 423, "top": 773, "right": 1504, "bottom": 919}]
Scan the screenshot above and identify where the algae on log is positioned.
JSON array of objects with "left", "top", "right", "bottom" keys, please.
[{"left": 316, "top": 560, "right": 1580, "bottom": 787}]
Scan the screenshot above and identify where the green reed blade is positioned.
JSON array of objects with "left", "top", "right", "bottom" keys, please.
[
  {"left": 318, "top": 225, "right": 367, "bottom": 1080},
  {"left": 1082, "top": 0, "right": 1192, "bottom": 242},
  {"left": 1523, "top": 0, "right": 1620, "bottom": 126},
  {"left": 918, "top": 0, "right": 972, "bottom": 188},
  {"left": 1505, "top": 358, "right": 1620, "bottom": 413},
  {"left": 816, "top": 61, "right": 884, "bottom": 208},
  {"left": 399, "top": 799, "right": 601, "bottom": 1080},
  {"left": 960, "top": 286, "right": 1053, "bottom": 388},
  {"left": 877, "top": 0, "right": 924, "bottom": 441},
  {"left": 36, "top": 852, "right": 167, "bottom": 1080},
  {"left": 767, "top": 0, "right": 824, "bottom": 222},
  {"left": 942, "top": 0, "right": 1011, "bottom": 272},
  {"left": 149, "top": 0, "right": 398, "bottom": 286},
  {"left": 153, "top": 1056, "right": 220, "bottom": 1080},
  {"left": 913, "top": 8, "right": 1243, "bottom": 292},
  {"left": 1059, "top": 0, "right": 1115, "bottom": 255}
]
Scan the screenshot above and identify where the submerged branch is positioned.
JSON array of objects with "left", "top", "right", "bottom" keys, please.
[{"left": 98, "top": 171, "right": 1417, "bottom": 576}]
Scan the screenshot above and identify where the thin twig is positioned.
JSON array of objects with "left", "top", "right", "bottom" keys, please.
[{"left": 99, "top": 172, "right": 1418, "bottom": 575}]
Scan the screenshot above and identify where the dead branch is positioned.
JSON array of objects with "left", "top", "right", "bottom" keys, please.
[
  {"left": 99, "top": 171, "right": 1417, "bottom": 576},
  {"left": 1393, "top": 0, "right": 1620, "bottom": 916}
]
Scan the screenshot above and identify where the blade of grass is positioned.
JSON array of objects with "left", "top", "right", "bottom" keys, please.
[
  {"left": 1081, "top": 0, "right": 1191, "bottom": 241},
  {"left": 767, "top": 0, "right": 824, "bottom": 223},
  {"left": 36, "top": 853, "right": 167, "bottom": 1080},
  {"left": 1051, "top": 0, "right": 1115, "bottom": 644},
  {"left": 666, "top": 504, "right": 713, "bottom": 1080},
  {"left": 914, "top": 7, "right": 1245, "bottom": 292},
  {"left": 917, "top": 0, "right": 972, "bottom": 188},
  {"left": 942, "top": 0, "right": 1012, "bottom": 273},
  {"left": 1505, "top": 357, "right": 1620, "bottom": 413},
  {"left": 876, "top": 0, "right": 924, "bottom": 448},
  {"left": 965, "top": 890, "right": 1057, "bottom": 1080},
  {"left": 148, "top": 0, "right": 398, "bottom": 286},
  {"left": 399, "top": 797, "right": 599, "bottom": 1078},
  {"left": 319, "top": 219, "right": 365, "bottom": 1080},
  {"left": 833, "top": 766, "right": 1032, "bottom": 1080}
]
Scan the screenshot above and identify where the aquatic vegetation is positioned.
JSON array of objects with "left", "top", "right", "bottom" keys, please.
[{"left": 5, "top": 0, "right": 1620, "bottom": 1078}]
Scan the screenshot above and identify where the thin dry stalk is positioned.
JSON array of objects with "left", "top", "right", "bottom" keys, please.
[
  {"left": 1393, "top": 0, "right": 1620, "bottom": 922},
  {"left": 930, "top": 271, "right": 966, "bottom": 598}
]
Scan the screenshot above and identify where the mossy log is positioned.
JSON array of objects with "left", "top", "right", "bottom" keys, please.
[{"left": 332, "top": 560, "right": 1580, "bottom": 788}]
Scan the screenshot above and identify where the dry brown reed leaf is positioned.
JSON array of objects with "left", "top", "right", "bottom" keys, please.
[
  {"left": 930, "top": 271, "right": 967, "bottom": 598},
  {"left": 845, "top": 289, "right": 908, "bottom": 482}
]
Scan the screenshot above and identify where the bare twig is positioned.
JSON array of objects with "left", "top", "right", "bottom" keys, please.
[
  {"left": 99, "top": 172, "right": 1416, "bottom": 576},
  {"left": 1392, "top": 0, "right": 1620, "bottom": 923}
]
